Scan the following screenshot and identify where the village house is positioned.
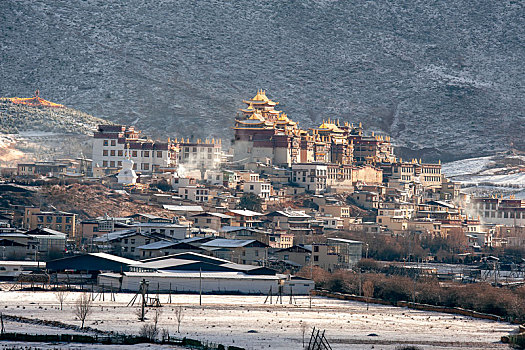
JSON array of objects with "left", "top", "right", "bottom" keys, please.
[
  {"left": 311, "top": 238, "right": 363, "bottom": 271},
  {"left": 265, "top": 209, "right": 315, "bottom": 236},
  {"left": 192, "top": 212, "right": 234, "bottom": 232},
  {"left": 243, "top": 180, "right": 273, "bottom": 200},
  {"left": 349, "top": 191, "right": 380, "bottom": 210},
  {"left": 291, "top": 163, "right": 327, "bottom": 194},
  {"left": 137, "top": 241, "right": 207, "bottom": 259},
  {"left": 200, "top": 238, "right": 269, "bottom": 265},
  {"left": 23, "top": 207, "right": 76, "bottom": 238},
  {"left": 93, "top": 229, "right": 166, "bottom": 259},
  {"left": 224, "top": 209, "right": 265, "bottom": 228},
  {"left": 177, "top": 186, "right": 210, "bottom": 203}
]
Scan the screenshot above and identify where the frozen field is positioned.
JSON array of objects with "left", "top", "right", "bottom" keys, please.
[{"left": 0, "top": 291, "right": 515, "bottom": 350}]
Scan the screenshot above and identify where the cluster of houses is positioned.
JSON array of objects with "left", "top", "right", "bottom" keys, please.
[{"left": 1, "top": 90, "right": 524, "bottom": 285}]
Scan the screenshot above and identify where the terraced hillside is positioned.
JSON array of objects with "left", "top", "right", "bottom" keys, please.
[{"left": 1, "top": 0, "right": 523, "bottom": 161}]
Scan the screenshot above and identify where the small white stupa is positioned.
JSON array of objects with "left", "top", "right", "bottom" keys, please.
[{"left": 117, "top": 144, "right": 138, "bottom": 185}]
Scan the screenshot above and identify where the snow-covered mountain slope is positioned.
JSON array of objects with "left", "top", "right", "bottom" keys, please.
[
  {"left": 1, "top": 1, "right": 523, "bottom": 161},
  {"left": 442, "top": 153, "right": 525, "bottom": 198}
]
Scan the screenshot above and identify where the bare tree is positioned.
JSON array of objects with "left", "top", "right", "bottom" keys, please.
[
  {"left": 300, "top": 322, "right": 308, "bottom": 348},
  {"left": 140, "top": 307, "right": 162, "bottom": 341},
  {"left": 174, "top": 306, "right": 184, "bottom": 333},
  {"left": 54, "top": 288, "right": 69, "bottom": 311},
  {"left": 75, "top": 293, "right": 93, "bottom": 329},
  {"left": 362, "top": 280, "right": 374, "bottom": 311}
]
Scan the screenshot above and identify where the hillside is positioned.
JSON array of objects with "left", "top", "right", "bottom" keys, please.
[
  {"left": 0, "top": 97, "right": 109, "bottom": 165},
  {"left": 0, "top": 183, "right": 174, "bottom": 222},
  {"left": 1, "top": 1, "right": 524, "bottom": 161},
  {"left": 0, "top": 97, "right": 107, "bottom": 135}
]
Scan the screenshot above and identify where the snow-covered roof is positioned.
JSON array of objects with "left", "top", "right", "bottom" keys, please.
[
  {"left": 227, "top": 209, "right": 264, "bottom": 217},
  {"left": 267, "top": 210, "right": 311, "bottom": 218},
  {"left": 327, "top": 238, "right": 363, "bottom": 244},
  {"left": 163, "top": 205, "right": 204, "bottom": 212},
  {"left": 90, "top": 252, "right": 142, "bottom": 265}
]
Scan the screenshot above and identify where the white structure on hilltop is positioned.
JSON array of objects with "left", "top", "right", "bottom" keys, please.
[{"left": 117, "top": 146, "right": 138, "bottom": 185}]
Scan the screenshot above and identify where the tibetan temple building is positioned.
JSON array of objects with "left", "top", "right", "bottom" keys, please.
[{"left": 233, "top": 90, "right": 396, "bottom": 167}]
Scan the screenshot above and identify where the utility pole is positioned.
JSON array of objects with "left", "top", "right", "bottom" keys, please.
[
  {"left": 140, "top": 279, "right": 148, "bottom": 321},
  {"left": 199, "top": 268, "right": 202, "bottom": 306}
]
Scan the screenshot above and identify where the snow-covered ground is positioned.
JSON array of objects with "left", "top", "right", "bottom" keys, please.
[
  {"left": 443, "top": 154, "right": 525, "bottom": 199},
  {"left": 442, "top": 156, "right": 494, "bottom": 178},
  {"left": 0, "top": 291, "right": 515, "bottom": 350}
]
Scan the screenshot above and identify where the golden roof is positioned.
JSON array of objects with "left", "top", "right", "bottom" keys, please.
[
  {"left": 243, "top": 89, "right": 279, "bottom": 105},
  {"left": 240, "top": 103, "right": 255, "bottom": 112},
  {"left": 9, "top": 90, "right": 64, "bottom": 108},
  {"left": 248, "top": 109, "right": 265, "bottom": 121}
]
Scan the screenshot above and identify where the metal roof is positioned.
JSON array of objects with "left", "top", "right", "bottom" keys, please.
[{"left": 201, "top": 239, "right": 258, "bottom": 248}]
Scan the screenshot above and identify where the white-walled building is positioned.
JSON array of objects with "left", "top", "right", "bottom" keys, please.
[
  {"left": 291, "top": 163, "right": 328, "bottom": 194},
  {"left": 178, "top": 186, "right": 210, "bottom": 203},
  {"left": 243, "top": 181, "right": 272, "bottom": 200},
  {"left": 93, "top": 125, "right": 172, "bottom": 174},
  {"left": 178, "top": 140, "right": 222, "bottom": 170}
]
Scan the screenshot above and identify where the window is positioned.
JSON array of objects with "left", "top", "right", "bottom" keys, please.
[
  {"left": 103, "top": 161, "right": 108, "bottom": 167},
  {"left": 65, "top": 217, "right": 71, "bottom": 223},
  {"left": 118, "top": 161, "right": 122, "bottom": 167},
  {"left": 131, "top": 239, "right": 135, "bottom": 244},
  {"left": 56, "top": 224, "right": 62, "bottom": 231},
  {"left": 103, "top": 140, "right": 108, "bottom": 146},
  {"left": 110, "top": 150, "right": 115, "bottom": 156},
  {"left": 124, "top": 239, "right": 128, "bottom": 244},
  {"left": 103, "top": 150, "right": 108, "bottom": 156},
  {"left": 314, "top": 255, "right": 319, "bottom": 262},
  {"left": 132, "top": 151, "right": 138, "bottom": 157},
  {"left": 157, "top": 151, "right": 162, "bottom": 158},
  {"left": 111, "top": 140, "right": 116, "bottom": 146},
  {"left": 144, "top": 151, "right": 149, "bottom": 157},
  {"left": 46, "top": 216, "right": 53, "bottom": 223},
  {"left": 56, "top": 216, "right": 62, "bottom": 223},
  {"left": 314, "top": 246, "right": 319, "bottom": 252},
  {"left": 142, "top": 163, "right": 149, "bottom": 170},
  {"left": 65, "top": 225, "right": 71, "bottom": 231},
  {"left": 110, "top": 161, "right": 115, "bottom": 167},
  {"left": 118, "top": 150, "right": 123, "bottom": 156},
  {"left": 131, "top": 247, "right": 135, "bottom": 252}
]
